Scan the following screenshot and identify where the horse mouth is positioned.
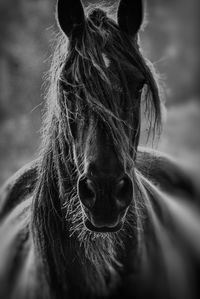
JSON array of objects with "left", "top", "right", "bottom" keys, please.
[{"left": 84, "top": 219, "right": 122, "bottom": 233}]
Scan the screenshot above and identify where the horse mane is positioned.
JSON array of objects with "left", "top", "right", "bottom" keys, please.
[
  {"left": 31, "top": 6, "right": 164, "bottom": 297},
  {"left": 45, "top": 5, "right": 162, "bottom": 158}
]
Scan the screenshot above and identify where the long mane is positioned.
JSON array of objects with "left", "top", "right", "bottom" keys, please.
[
  {"left": 45, "top": 5, "right": 162, "bottom": 163},
  {"left": 31, "top": 5, "right": 164, "bottom": 297}
]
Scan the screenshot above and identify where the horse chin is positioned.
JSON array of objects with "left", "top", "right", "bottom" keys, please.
[{"left": 84, "top": 219, "right": 123, "bottom": 233}]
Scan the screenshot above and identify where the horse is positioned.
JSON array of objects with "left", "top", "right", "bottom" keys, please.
[{"left": 0, "top": 0, "right": 200, "bottom": 298}]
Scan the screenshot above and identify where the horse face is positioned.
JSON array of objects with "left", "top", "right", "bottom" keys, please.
[
  {"left": 76, "top": 123, "right": 133, "bottom": 232},
  {"left": 57, "top": 0, "right": 145, "bottom": 232},
  {"left": 67, "top": 63, "right": 145, "bottom": 232},
  {"left": 75, "top": 63, "right": 146, "bottom": 232}
]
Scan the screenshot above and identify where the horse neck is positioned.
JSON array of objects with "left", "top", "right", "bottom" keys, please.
[{"left": 136, "top": 171, "right": 200, "bottom": 299}]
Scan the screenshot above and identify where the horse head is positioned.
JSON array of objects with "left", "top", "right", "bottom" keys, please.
[{"left": 54, "top": 0, "right": 162, "bottom": 233}]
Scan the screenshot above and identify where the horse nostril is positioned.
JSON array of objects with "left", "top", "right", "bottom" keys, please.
[
  {"left": 115, "top": 175, "right": 133, "bottom": 209},
  {"left": 77, "top": 177, "right": 96, "bottom": 209}
]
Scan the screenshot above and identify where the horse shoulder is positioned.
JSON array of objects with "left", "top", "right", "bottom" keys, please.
[
  {"left": 0, "top": 159, "right": 39, "bottom": 220},
  {"left": 0, "top": 198, "right": 30, "bottom": 297},
  {"left": 0, "top": 198, "right": 47, "bottom": 299},
  {"left": 136, "top": 147, "right": 199, "bottom": 200}
]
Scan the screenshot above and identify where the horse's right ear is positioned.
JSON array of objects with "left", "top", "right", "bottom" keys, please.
[{"left": 56, "top": 0, "right": 85, "bottom": 37}]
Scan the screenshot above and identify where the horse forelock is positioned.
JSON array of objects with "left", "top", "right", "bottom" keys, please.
[{"left": 66, "top": 9, "right": 162, "bottom": 132}]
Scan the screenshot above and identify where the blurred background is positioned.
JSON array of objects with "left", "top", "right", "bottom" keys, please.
[{"left": 0, "top": 0, "right": 199, "bottom": 186}]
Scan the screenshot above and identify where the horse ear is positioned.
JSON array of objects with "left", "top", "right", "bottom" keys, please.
[
  {"left": 56, "top": 0, "right": 85, "bottom": 37},
  {"left": 117, "top": 0, "right": 144, "bottom": 37}
]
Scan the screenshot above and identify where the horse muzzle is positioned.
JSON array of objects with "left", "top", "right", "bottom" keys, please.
[{"left": 77, "top": 173, "right": 133, "bottom": 233}]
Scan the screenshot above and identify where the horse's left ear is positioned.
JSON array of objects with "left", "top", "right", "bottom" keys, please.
[
  {"left": 56, "top": 0, "right": 85, "bottom": 37},
  {"left": 117, "top": 0, "right": 144, "bottom": 37}
]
